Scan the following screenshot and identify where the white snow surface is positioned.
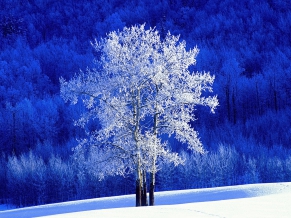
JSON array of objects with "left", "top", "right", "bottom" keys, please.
[{"left": 1, "top": 182, "right": 291, "bottom": 218}]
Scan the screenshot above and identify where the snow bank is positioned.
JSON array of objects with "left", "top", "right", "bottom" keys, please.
[{"left": 1, "top": 182, "right": 290, "bottom": 218}]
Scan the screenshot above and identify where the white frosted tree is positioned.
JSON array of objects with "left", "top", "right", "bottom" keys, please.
[{"left": 60, "top": 24, "right": 218, "bottom": 206}]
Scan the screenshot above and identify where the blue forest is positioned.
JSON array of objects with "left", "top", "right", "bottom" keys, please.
[{"left": 1, "top": 0, "right": 291, "bottom": 207}]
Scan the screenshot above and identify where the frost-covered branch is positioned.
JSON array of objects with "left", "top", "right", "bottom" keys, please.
[{"left": 60, "top": 24, "right": 218, "bottom": 206}]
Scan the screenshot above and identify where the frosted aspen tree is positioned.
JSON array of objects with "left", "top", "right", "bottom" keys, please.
[{"left": 60, "top": 24, "right": 218, "bottom": 206}]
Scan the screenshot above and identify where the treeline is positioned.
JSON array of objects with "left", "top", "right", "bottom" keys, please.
[
  {"left": 1, "top": 0, "right": 291, "bottom": 207},
  {"left": 0, "top": 149, "right": 134, "bottom": 207},
  {"left": 1, "top": 143, "right": 291, "bottom": 207}
]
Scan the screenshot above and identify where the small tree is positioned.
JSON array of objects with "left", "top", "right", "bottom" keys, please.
[
  {"left": 60, "top": 24, "right": 218, "bottom": 206},
  {"left": 0, "top": 15, "right": 25, "bottom": 38}
]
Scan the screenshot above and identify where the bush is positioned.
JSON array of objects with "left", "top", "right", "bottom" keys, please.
[
  {"left": 47, "top": 155, "right": 75, "bottom": 203},
  {"left": 6, "top": 151, "right": 46, "bottom": 207}
]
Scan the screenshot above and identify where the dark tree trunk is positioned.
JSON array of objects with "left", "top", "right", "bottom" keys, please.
[
  {"left": 274, "top": 89, "right": 278, "bottom": 112},
  {"left": 232, "top": 89, "right": 236, "bottom": 125},
  {"left": 136, "top": 179, "right": 141, "bottom": 207},
  {"left": 149, "top": 172, "right": 155, "bottom": 206},
  {"left": 256, "top": 82, "right": 261, "bottom": 116},
  {"left": 225, "top": 86, "right": 230, "bottom": 122},
  {"left": 141, "top": 171, "right": 148, "bottom": 206}
]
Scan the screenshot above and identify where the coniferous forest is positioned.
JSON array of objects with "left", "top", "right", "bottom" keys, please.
[{"left": 1, "top": 0, "right": 291, "bottom": 207}]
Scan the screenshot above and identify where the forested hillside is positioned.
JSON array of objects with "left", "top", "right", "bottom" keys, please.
[{"left": 1, "top": 0, "right": 291, "bottom": 207}]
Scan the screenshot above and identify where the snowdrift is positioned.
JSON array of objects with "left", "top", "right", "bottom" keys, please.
[{"left": 1, "top": 182, "right": 290, "bottom": 218}]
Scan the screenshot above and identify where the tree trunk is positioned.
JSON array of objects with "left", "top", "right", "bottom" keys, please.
[
  {"left": 136, "top": 178, "right": 141, "bottom": 206},
  {"left": 274, "top": 89, "right": 278, "bottom": 112},
  {"left": 225, "top": 86, "right": 231, "bottom": 123},
  {"left": 232, "top": 89, "right": 236, "bottom": 124},
  {"left": 149, "top": 172, "right": 155, "bottom": 206},
  {"left": 141, "top": 171, "right": 148, "bottom": 206}
]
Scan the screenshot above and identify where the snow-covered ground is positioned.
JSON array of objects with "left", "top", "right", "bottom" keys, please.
[{"left": 1, "top": 182, "right": 290, "bottom": 218}]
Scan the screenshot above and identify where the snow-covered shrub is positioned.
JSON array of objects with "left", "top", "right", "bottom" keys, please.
[
  {"left": 47, "top": 155, "right": 75, "bottom": 203},
  {"left": 241, "top": 156, "right": 260, "bottom": 184},
  {"left": 6, "top": 151, "right": 46, "bottom": 207}
]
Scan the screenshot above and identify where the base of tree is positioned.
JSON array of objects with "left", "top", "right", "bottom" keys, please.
[
  {"left": 136, "top": 179, "right": 141, "bottom": 206},
  {"left": 149, "top": 175, "right": 155, "bottom": 206},
  {"left": 141, "top": 172, "right": 148, "bottom": 206}
]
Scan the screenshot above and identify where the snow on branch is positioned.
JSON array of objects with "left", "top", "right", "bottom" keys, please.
[{"left": 60, "top": 23, "right": 218, "bottom": 180}]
